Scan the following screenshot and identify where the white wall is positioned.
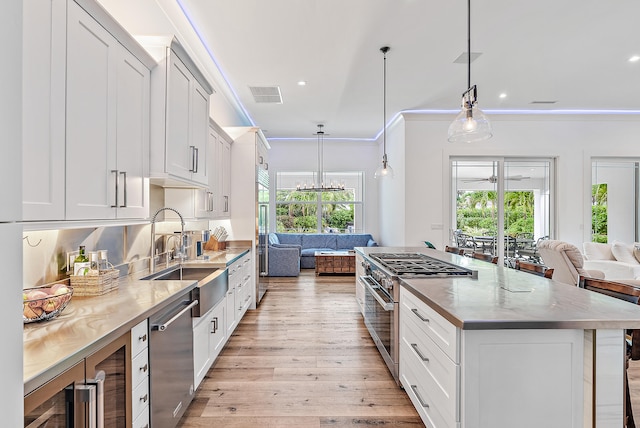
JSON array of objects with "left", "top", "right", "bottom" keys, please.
[
  {"left": 387, "top": 113, "right": 640, "bottom": 250},
  {"left": 267, "top": 138, "right": 381, "bottom": 240}
]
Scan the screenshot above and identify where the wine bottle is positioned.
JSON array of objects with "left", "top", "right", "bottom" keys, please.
[
  {"left": 74, "top": 246, "right": 89, "bottom": 263},
  {"left": 73, "top": 245, "right": 90, "bottom": 275}
]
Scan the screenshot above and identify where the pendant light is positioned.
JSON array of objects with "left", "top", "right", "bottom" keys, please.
[
  {"left": 296, "top": 124, "right": 345, "bottom": 192},
  {"left": 447, "top": 0, "right": 492, "bottom": 143},
  {"left": 375, "top": 46, "right": 394, "bottom": 179}
]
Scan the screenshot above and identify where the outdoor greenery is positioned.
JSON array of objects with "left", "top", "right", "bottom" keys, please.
[
  {"left": 456, "top": 190, "right": 534, "bottom": 237},
  {"left": 591, "top": 183, "right": 608, "bottom": 243},
  {"left": 276, "top": 189, "right": 355, "bottom": 233}
]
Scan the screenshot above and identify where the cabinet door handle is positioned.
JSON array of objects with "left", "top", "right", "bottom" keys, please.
[
  {"left": 211, "top": 316, "right": 218, "bottom": 334},
  {"left": 189, "top": 146, "right": 196, "bottom": 172},
  {"left": 119, "top": 171, "right": 127, "bottom": 207},
  {"left": 224, "top": 195, "right": 229, "bottom": 212},
  {"left": 140, "top": 393, "right": 148, "bottom": 403},
  {"left": 139, "top": 363, "right": 148, "bottom": 373},
  {"left": 410, "top": 385, "right": 429, "bottom": 408},
  {"left": 411, "top": 308, "right": 429, "bottom": 323},
  {"left": 111, "top": 169, "right": 119, "bottom": 208},
  {"left": 194, "top": 147, "right": 199, "bottom": 173},
  {"left": 410, "top": 343, "right": 429, "bottom": 362},
  {"left": 139, "top": 333, "right": 147, "bottom": 343}
]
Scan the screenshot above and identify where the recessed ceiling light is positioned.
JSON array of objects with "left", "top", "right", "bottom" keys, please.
[
  {"left": 629, "top": 55, "right": 640, "bottom": 63},
  {"left": 297, "top": 81, "right": 307, "bottom": 86},
  {"left": 499, "top": 93, "right": 507, "bottom": 99}
]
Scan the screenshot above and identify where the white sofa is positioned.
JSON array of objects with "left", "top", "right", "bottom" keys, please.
[{"left": 582, "top": 241, "right": 640, "bottom": 280}]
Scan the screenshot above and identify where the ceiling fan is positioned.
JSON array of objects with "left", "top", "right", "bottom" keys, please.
[{"left": 462, "top": 174, "right": 530, "bottom": 183}]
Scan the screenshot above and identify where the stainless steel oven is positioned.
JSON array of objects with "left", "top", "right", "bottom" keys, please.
[
  {"left": 361, "top": 274, "right": 398, "bottom": 383},
  {"left": 360, "top": 251, "right": 476, "bottom": 385}
]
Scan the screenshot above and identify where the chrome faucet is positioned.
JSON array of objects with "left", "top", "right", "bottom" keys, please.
[{"left": 150, "top": 207, "right": 185, "bottom": 273}]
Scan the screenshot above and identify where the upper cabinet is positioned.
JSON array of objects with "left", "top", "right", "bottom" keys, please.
[
  {"left": 147, "top": 38, "right": 213, "bottom": 188},
  {"left": 22, "top": 0, "right": 66, "bottom": 221},
  {"left": 23, "top": 0, "right": 155, "bottom": 222}
]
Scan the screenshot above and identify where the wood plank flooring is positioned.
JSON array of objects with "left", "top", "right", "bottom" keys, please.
[{"left": 177, "top": 270, "right": 424, "bottom": 427}]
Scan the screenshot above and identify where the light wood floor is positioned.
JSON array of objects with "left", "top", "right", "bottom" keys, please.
[{"left": 177, "top": 270, "right": 424, "bottom": 427}]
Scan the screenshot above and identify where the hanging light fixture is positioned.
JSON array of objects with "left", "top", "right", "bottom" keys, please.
[
  {"left": 447, "top": 0, "right": 492, "bottom": 143},
  {"left": 375, "top": 46, "right": 394, "bottom": 179},
  {"left": 296, "top": 124, "right": 345, "bottom": 192}
]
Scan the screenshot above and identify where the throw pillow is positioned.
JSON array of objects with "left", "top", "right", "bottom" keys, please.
[
  {"left": 582, "top": 242, "right": 615, "bottom": 260},
  {"left": 611, "top": 241, "right": 639, "bottom": 264},
  {"left": 634, "top": 243, "right": 640, "bottom": 264}
]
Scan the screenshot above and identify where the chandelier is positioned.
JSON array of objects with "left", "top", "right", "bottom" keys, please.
[
  {"left": 447, "top": 0, "right": 492, "bottom": 143},
  {"left": 296, "top": 124, "right": 345, "bottom": 192}
]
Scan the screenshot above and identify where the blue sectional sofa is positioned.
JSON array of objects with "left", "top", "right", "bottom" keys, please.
[{"left": 267, "top": 233, "right": 378, "bottom": 276}]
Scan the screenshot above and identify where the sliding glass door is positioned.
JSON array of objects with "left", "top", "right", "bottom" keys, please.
[{"left": 451, "top": 158, "right": 553, "bottom": 264}]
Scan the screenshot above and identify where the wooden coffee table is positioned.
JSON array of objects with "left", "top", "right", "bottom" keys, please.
[{"left": 314, "top": 251, "right": 356, "bottom": 275}]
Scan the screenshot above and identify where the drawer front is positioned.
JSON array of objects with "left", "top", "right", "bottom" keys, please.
[
  {"left": 132, "top": 402, "right": 150, "bottom": 428},
  {"left": 401, "top": 288, "right": 459, "bottom": 362},
  {"left": 401, "top": 316, "right": 459, "bottom": 421},
  {"left": 131, "top": 348, "right": 149, "bottom": 389},
  {"left": 400, "top": 354, "right": 457, "bottom": 428},
  {"left": 132, "top": 374, "right": 150, "bottom": 420},
  {"left": 130, "top": 319, "right": 149, "bottom": 357}
]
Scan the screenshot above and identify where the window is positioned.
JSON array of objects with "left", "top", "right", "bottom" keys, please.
[
  {"left": 451, "top": 158, "right": 553, "bottom": 262},
  {"left": 591, "top": 159, "right": 640, "bottom": 243},
  {"left": 275, "top": 171, "right": 364, "bottom": 233}
]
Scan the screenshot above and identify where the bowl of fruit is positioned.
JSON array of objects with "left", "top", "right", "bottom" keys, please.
[{"left": 23, "top": 284, "right": 73, "bottom": 323}]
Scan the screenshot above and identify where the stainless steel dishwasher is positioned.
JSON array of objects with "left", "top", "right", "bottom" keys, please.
[{"left": 149, "top": 293, "right": 198, "bottom": 428}]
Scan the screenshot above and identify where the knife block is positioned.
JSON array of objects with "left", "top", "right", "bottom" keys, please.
[{"left": 204, "top": 237, "right": 226, "bottom": 251}]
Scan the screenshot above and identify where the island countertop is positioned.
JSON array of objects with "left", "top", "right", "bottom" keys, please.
[
  {"left": 356, "top": 246, "right": 640, "bottom": 330},
  {"left": 24, "top": 246, "right": 250, "bottom": 396}
]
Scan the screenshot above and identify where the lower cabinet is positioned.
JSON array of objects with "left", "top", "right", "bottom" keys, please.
[
  {"left": 225, "top": 252, "right": 252, "bottom": 336},
  {"left": 25, "top": 326, "right": 144, "bottom": 427},
  {"left": 399, "top": 287, "right": 585, "bottom": 428},
  {"left": 193, "top": 299, "right": 226, "bottom": 389},
  {"left": 130, "top": 319, "right": 150, "bottom": 428}
]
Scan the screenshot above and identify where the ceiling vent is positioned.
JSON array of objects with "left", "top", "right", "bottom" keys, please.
[
  {"left": 453, "top": 52, "right": 482, "bottom": 63},
  {"left": 530, "top": 100, "right": 558, "bottom": 104},
  {"left": 249, "top": 86, "right": 283, "bottom": 104}
]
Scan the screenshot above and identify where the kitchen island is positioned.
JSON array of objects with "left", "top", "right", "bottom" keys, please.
[{"left": 357, "top": 247, "right": 640, "bottom": 428}]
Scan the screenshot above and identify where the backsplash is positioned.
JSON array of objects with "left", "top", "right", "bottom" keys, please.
[{"left": 23, "top": 220, "right": 210, "bottom": 288}]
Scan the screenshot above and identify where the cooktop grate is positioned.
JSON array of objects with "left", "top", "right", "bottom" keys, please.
[{"left": 369, "top": 252, "right": 477, "bottom": 278}]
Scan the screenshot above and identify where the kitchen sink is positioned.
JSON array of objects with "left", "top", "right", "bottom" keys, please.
[
  {"left": 146, "top": 267, "right": 219, "bottom": 281},
  {"left": 142, "top": 266, "right": 228, "bottom": 317}
]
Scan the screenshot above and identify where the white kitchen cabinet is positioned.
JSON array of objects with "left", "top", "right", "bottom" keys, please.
[
  {"left": 225, "top": 252, "right": 253, "bottom": 336},
  {"left": 130, "top": 319, "right": 150, "bottom": 425},
  {"left": 64, "top": 0, "right": 152, "bottom": 221},
  {"left": 399, "top": 287, "right": 585, "bottom": 428},
  {"left": 22, "top": 0, "right": 66, "bottom": 221},
  {"left": 355, "top": 253, "right": 365, "bottom": 315},
  {"left": 219, "top": 136, "right": 232, "bottom": 217},
  {"left": 148, "top": 38, "right": 213, "bottom": 188},
  {"left": 193, "top": 299, "right": 225, "bottom": 389}
]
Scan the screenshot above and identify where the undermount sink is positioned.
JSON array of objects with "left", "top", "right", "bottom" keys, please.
[
  {"left": 145, "top": 267, "right": 219, "bottom": 281},
  {"left": 142, "top": 266, "right": 228, "bottom": 317}
]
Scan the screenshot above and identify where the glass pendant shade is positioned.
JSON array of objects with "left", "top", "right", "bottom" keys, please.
[
  {"left": 374, "top": 156, "right": 394, "bottom": 179},
  {"left": 448, "top": 103, "right": 492, "bottom": 143}
]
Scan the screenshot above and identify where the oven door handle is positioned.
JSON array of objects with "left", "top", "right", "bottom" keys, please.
[{"left": 363, "top": 277, "right": 395, "bottom": 311}]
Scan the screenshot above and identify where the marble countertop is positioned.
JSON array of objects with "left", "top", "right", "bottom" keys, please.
[
  {"left": 23, "top": 247, "right": 250, "bottom": 395},
  {"left": 356, "top": 246, "right": 640, "bottom": 330}
]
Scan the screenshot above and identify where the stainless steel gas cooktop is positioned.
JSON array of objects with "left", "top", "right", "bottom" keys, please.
[{"left": 369, "top": 252, "right": 477, "bottom": 278}]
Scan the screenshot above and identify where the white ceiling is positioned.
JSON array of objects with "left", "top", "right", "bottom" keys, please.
[{"left": 100, "top": 0, "right": 640, "bottom": 140}]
